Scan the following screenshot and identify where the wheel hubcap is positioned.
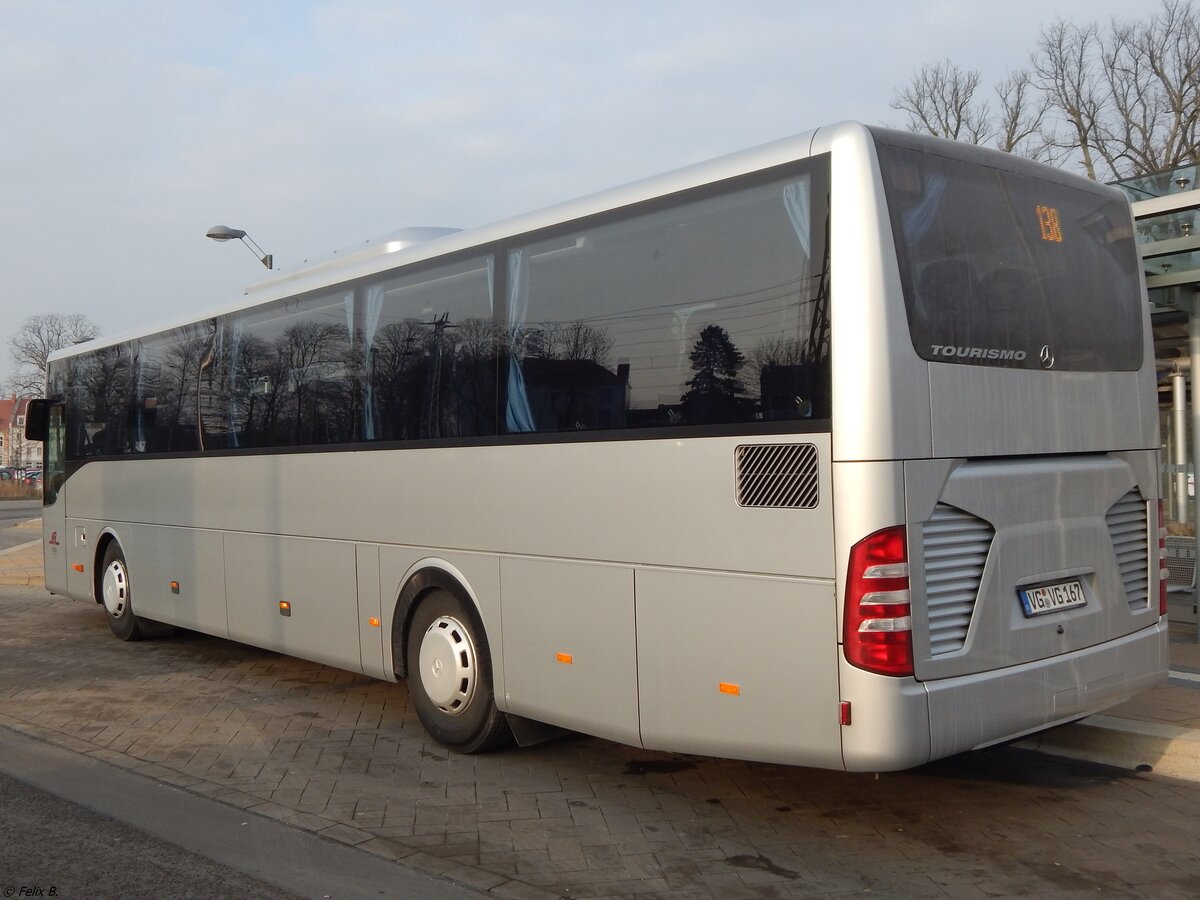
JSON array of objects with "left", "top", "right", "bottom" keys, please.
[
  {"left": 417, "top": 615, "right": 477, "bottom": 714},
  {"left": 102, "top": 560, "right": 129, "bottom": 618}
]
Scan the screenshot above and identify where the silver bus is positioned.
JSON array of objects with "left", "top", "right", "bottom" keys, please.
[{"left": 26, "top": 122, "right": 1167, "bottom": 770}]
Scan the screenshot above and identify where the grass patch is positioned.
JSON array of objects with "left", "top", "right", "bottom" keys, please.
[{"left": 0, "top": 482, "right": 39, "bottom": 500}]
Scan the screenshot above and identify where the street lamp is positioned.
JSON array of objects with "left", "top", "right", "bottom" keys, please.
[{"left": 206, "top": 225, "right": 273, "bottom": 270}]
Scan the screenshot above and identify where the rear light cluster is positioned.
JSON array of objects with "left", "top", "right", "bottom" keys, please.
[
  {"left": 1157, "top": 500, "right": 1169, "bottom": 617},
  {"left": 844, "top": 525, "right": 914, "bottom": 677}
]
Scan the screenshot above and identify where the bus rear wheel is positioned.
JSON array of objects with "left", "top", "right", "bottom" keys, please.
[{"left": 405, "top": 589, "right": 510, "bottom": 753}]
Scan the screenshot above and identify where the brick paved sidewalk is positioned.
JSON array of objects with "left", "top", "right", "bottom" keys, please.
[
  {"left": 0, "top": 519, "right": 43, "bottom": 586},
  {"left": 2, "top": 583, "right": 1200, "bottom": 898}
]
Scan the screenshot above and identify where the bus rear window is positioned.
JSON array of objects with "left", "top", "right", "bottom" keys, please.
[{"left": 875, "top": 137, "right": 1143, "bottom": 371}]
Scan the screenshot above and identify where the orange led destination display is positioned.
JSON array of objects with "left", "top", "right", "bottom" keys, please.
[{"left": 1036, "top": 205, "right": 1063, "bottom": 243}]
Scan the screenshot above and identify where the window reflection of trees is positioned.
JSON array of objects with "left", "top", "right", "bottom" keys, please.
[
  {"left": 366, "top": 315, "right": 499, "bottom": 442},
  {"left": 681, "top": 324, "right": 747, "bottom": 424},
  {"left": 70, "top": 345, "right": 131, "bottom": 456},
  {"left": 507, "top": 320, "right": 622, "bottom": 431},
  {"left": 62, "top": 164, "right": 831, "bottom": 458},
  {"left": 222, "top": 320, "right": 351, "bottom": 448},
  {"left": 509, "top": 171, "right": 831, "bottom": 432},
  {"left": 278, "top": 320, "right": 351, "bottom": 445}
]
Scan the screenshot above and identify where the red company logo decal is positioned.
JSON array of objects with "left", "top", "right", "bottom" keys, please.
[{"left": 48, "top": 531, "right": 60, "bottom": 546}]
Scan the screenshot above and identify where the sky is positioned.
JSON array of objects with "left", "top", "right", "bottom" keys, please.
[{"left": 0, "top": 0, "right": 1141, "bottom": 390}]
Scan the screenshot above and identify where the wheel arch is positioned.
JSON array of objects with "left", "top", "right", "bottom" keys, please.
[
  {"left": 91, "top": 527, "right": 126, "bottom": 604},
  {"left": 390, "top": 560, "right": 488, "bottom": 680}
]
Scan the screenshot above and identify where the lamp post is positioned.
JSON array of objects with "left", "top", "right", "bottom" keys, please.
[{"left": 206, "top": 225, "right": 273, "bottom": 270}]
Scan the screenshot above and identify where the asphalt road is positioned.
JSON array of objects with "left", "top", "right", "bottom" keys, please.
[
  {"left": 0, "top": 498, "right": 40, "bottom": 524},
  {"left": 0, "top": 726, "right": 485, "bottom": 900},
  {"left": 0, "top": 768, "right": 308, "bottom": 900},
  {"left": 0, "top": 500, "right": 39, "bottom": 552}
]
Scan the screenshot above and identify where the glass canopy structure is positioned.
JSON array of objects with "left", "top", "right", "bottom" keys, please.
[
  {"left": 1116, "top": 164, "right": 1200, "bottom": 301},
  {"left": 1120, "top": 164, "right": 1200, "bottom": 628}
]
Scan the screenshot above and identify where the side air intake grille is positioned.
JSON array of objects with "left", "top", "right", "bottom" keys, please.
[
  {"left": 1106, "top": 491, "right": 1149, "bottom": 611},
  {"left": 922, "top": 504, "right": 994, "bottom": 656},
  {"left": 735, "top": 444, "right": 819, "bottom": 508}
]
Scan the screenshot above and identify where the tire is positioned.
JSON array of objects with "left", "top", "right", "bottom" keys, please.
[
  {"left": 98, "top": 541, "right": 181, "bottom": 641},
  {"left": 405, "top": 588, "right": 510, "bottom": 753}
]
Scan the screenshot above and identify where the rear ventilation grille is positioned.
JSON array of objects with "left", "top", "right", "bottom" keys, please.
[
  {"left": 735, "top": 443, "right": 819, "bottom": 508},
  {"left": 921, "top": 504, "right": 994, "bottom": 656},
  {"left": 1106, "top": 491, "right": 1149, "bottom": 611}
]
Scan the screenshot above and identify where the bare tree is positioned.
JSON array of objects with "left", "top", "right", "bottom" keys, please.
[
  {"left": 540, "top": 320, "right": 614, "bottom": 365},
  {"left": 893, "top": 0, "right": 1200, "bottom": 180},
  {"left": 6, "top": 313, "right": 99, "bottom": 396},
  {"left": 746, "top": 336, "right": 808, "bottom": 398},
  {"left": 1030, "top": 19, "right": 1108, "bottom": 177},
  {"left": 994, "top": 70, "right": 1054, "bottom": 159},
  {"left": 890, "top": 59, "right": 1051, "bottom": 157},
  {"left": 277, "top": 320, "right": 350, "bottom": 443},
  {"left": 890, "top": 60, "right": 991, "bottom": 143},
  {"left": 1100, "top": 0, "right": 1200, "bottom": 179}
]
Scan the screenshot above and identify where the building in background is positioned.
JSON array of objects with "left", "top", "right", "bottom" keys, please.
[{"left": 0, "top": 396, "right": 36, "bottom": 471}]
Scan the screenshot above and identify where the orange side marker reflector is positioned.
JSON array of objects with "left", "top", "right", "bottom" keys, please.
[
  {"left": 368, "top": 617, "right": 381, "bottom": 628},
  {"left": 169, "top": 581, "right": 180, "bottom": 594},
  {"left": 556, "top": 652, "right": 573, "bottom": 664},
  {"left": 719, "top": 682, "right": 740, "bottom": 696},
  {"left": 279, "top": 601, "right": 291, "bottom": 617},
  {"left": 72, "top": 564, "right": 84, "bottom": 573}
]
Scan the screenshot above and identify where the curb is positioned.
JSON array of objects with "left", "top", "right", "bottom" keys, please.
[
  {"left": 0, "top": 538, "right": 44, "bottom": 586},
  {"left": 0, "top": 713, "right": 559, "bottom": 900},
  {"left": 1014, "top": 712, "right": 1200, "bottom": 782},
  {"left": 0, "top": 538, "right": 42, "bottom": 555}
]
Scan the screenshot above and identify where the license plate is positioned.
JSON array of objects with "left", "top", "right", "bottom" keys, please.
[{"left": 1018, "top": 579, "right": 1086, "bottom": 617}]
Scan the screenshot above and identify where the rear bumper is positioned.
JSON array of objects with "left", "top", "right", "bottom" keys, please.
[
  {"left": 924, "top": 620, "right": 1169, "bottom": 761},
  {"left": 838, "top": 620, "right": 1168, "bottom": 772}
]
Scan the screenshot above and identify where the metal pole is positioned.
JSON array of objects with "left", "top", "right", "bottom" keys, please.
[
  {"left": 1173, "top": 370, "right": 1188, "bottom": 524},
  {"left": 1166, "top": 416, "right": 1176, "bottom": 522},
  {"left": 1190, "top": 303, "right": 1200, "bottom": 640}
]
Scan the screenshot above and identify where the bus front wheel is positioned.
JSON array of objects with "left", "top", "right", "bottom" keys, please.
[
  {"left": 99, "top": 542, "right": 147, "bottom": 641},
  {"left": 405, "top": 589, "right": 510, "bottom": 753}
]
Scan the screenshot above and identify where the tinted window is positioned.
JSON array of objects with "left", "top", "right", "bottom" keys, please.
[
  {"left": 57, "top": 160, "right": 833, "bottom": 458},
  {"left": 66, "top": 344, "right": 132, "bottom": 457},
  {"left": 363, "top": 257, "right": 497, "bottom": 442},
  {"left": 223, "top": 291, "right": 354, "bottom": 448},
  {"left": 199, "top": 256, "right": 496, "bottom": 450},
  {"left": 503, "top": 161, "right": 831, "bottom": 434},
  {"left": 876, "top": 136, "right": 1143, "bottom": 371},
  {"left": 131, "top": 323, "right": 211, "bottom": 453}
]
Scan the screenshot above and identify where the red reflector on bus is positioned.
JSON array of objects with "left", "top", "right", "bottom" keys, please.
[
  {"left": 839, "top": 700, "right": 852, "bottom": 726},
  {"left": 844, "top": 525, "right": 914, "bottom": 677}
]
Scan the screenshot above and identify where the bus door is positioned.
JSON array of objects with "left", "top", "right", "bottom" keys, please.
[{"left": 38, "top": 402, "right": 68, "bottom": 594}]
